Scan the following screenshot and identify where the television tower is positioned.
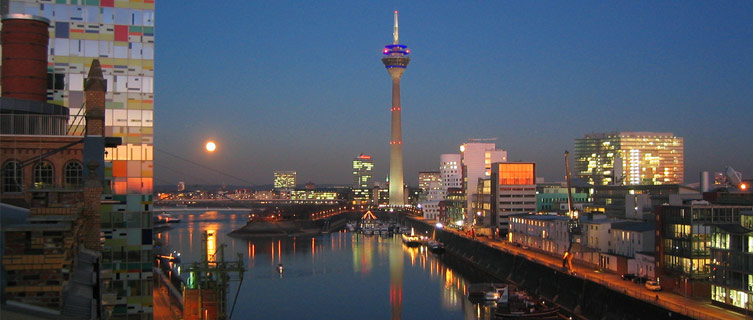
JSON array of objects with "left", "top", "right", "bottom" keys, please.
[{"left": 382, "top": 11, "right": 410, "bottom": 206}]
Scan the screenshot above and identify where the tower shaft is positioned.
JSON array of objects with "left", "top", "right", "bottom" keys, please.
[{"left": 389, "top": 75, "right": 404, "bottom": 206}]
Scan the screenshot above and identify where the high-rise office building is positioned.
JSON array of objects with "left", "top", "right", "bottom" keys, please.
[
  {"left": 574, "top": 132, "right": 684, "bottom": 186},
  {"left": 274, "top": 171, "right": 296, "bottom": 189},
  {"left": 382, "top": 11, "right": 409, "bottom": 206},
  {"left": 3, "top": 2, "right": 155, "bottom": 318},
  {"left": 491, "top": 162, "right": 536, "bottom": 235},
  {"left": 460, "top": 140, "right": 507, "bottom": 222},
  {"left": 352, "top": 153, "right": 374, "bottom": 188}
]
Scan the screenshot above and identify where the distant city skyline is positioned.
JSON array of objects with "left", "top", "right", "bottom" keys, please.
[{"left": 155, "top": 1, "right": 753, "bottom": 186}]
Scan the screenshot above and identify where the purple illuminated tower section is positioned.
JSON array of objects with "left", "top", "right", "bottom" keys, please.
[{"left": 382, "top": 11, "right": 410, "bottom": 206}]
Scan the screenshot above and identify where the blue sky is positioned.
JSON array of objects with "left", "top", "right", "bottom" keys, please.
[{"left": 154, "top": 1, "right": 753, "bottom": 186}]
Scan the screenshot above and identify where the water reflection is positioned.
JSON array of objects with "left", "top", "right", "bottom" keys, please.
[{"left": 160, "top": 210, "right": 495, "bottom": 320}]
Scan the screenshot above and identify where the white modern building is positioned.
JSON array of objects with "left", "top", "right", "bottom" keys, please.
[
  {"left": 509, "top": 214, "right": 570, "bottom": 256},
  {"left": 460, "top": 141, "right": 507, "bottom": 223},
  {"left": 418, "top": 171, "right": 440, "bottom": 193},
  {"left": 609, "top": 221, "right": 655, "bottom": 258},
  {"left": 418, "top": 172, "right": 442, "bottom": 220},
  {"left": 440, "top": 154, "right": 462, "bottom": 191},
  {"left": 581, "top": 215, "right": 612, "bottom": 253},
  {"left": 579, "top": 214, "right": 612, "bottom": 266}
]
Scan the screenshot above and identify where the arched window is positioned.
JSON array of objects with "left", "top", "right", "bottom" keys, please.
[
  {"left": 64, "top": 161, "right": 83, "bottom": 187},
  {"left": 2, "top": 161, "right": 22, "bottom": 192},
  {"left": 33, "top": 161, "right": 53, "bottom": 188}
]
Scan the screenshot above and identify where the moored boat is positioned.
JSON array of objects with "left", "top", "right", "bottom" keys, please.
[
  {"left": 428, "top": 240, "right": 445, "bottom": 254},
  {"left": 401, "top": 227, "right": 421, "bottom": 247},
  {"left": 494, "top": 289, "right": 560, "bottom": 319}
]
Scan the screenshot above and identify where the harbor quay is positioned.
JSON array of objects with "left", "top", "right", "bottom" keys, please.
[{"left": 405, "top": 215, "right": 743, "bottom": 320}]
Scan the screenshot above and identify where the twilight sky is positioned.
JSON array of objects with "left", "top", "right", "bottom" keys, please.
[{"left": 154, "top": 1, "right": 753, "bottom": 187}]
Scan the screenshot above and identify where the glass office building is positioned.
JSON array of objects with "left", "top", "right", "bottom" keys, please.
[
  {"left": 352, "top": 153, "right": 374, "bottom": 188},
  {"left": 575, "top": 132, "right": 683, "bottom": 186},
  {"left": 2, "top": 1, "right": 155, "bottom": 318},
  {"left": 274, "top": 171, "right": 296, "bottom": 189},
  {"left": 709, "top": 214, "right": 753, "bottom": 313}
]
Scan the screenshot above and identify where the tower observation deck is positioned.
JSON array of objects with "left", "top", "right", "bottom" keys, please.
[{"left": 382, "top": 11, "right": 410, "bottom": 206}]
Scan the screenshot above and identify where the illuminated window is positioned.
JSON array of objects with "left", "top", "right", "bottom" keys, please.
[{"left": 33, "top": 161, "right": 54, "bottom": 188}]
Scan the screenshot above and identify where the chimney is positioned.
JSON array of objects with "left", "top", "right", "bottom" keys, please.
[
  {"left": 1, "top": 14, "right": 49, "bottom": 101},
  {"left": 84, "top": 59, "right": 106, "bottom": 136}
]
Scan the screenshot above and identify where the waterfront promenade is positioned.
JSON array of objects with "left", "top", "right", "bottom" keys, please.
[{"left": 410, "top": 216, "right": 745, "bottom": 320}]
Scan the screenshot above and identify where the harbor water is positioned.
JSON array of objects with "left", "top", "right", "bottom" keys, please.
[{"left": 157, "top": 210, "right": 498, "bottom": 319}]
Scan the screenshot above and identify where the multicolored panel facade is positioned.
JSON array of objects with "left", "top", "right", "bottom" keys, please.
[{"left": 4, "top": 0, "right": 155, "bottom": 318}]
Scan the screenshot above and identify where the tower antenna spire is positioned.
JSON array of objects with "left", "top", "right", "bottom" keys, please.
[{"left": 393, "top": 10, "right": 399, "bottom": 44}]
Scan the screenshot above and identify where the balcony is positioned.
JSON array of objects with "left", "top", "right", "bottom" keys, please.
[{"left": 0, "top": 113, "right": 75, "bottom": 136}]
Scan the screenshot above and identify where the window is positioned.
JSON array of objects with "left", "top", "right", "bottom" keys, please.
[
  {"left": 2, "top": 161, "right": 22, "bottom": 192},
  {"left": 47, "top": 73, "right": 65, "bottom": 90},
  {"left": 64, "top": 161, "right": 83, "bottom": 187},
  {"left": 33, "top": 161, "right": 53, "bottom": 188}
]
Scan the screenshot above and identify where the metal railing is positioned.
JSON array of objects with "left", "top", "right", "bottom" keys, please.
[{"left": 0, "top": 113, "right": 81, "bottom": 136}]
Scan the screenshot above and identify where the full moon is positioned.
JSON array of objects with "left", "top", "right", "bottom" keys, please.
[{"left": 205, "top": 141, "right": 216, "bottom": 152}]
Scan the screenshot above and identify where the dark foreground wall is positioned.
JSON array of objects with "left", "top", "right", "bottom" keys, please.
[{"left": 407, "top": 219, "right": 690, "bottom": 320}]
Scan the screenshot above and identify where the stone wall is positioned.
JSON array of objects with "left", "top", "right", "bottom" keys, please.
[{"left": 407, "top": 218, "right": 688, "bottom": 320}]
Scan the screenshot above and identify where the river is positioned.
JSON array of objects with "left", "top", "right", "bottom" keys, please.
[{"left": 156, "top": 209, "right": 498, "bottom": 320}]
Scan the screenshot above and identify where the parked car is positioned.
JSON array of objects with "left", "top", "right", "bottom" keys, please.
[
  {"left": 645, "top": 280, "right": 662, "bottom": 291},
  {"left": 621, "top": 273, "right": 637, "bottom": 281},
  {"left": 633, "top": 276, "right": 648, "bottom": 284}
]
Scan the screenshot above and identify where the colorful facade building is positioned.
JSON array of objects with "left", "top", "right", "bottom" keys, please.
[
  {"left": 3, "top": 1, "right": 156, "bottom": 318},
  {"left": 575, "top": 132, "right": 683, "bottom": 186},
  {"left": 536, "top": 182, "right": 590, "bottom": 213}
]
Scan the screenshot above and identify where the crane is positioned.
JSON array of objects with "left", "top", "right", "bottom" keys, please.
[{"left": 562, "top": 151, "right": 581, "bottom": 273}]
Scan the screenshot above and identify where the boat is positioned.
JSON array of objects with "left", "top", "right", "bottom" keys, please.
[
  {"left": 485, "top": 285, "right": 508, "bottom": 301},
  {"left": 401, "top": 228, "right": 421, "bottom": 247},
  {"left": 155, "top": 211, "right": 181, "bottom": 223},
  {"left": 426, "top": 229, "right": 445, "bottom": 253},
  {"left": 428, "top": 240, "right": 445, "bottom": 254},
  {"left": 346, "top": 221, "right": 358, "bottom": 232},
  {"left": 468, "top": 283, "right": 508, "bottom": 301},
  {"left": 363, "top": 227, "right": 374, "bottom": 235},
  {"left": 494, "top": 289, "right": 560, "bottom": 319},
  {"left": 277, "top": 263, "right": 284, "bottom": 274}
]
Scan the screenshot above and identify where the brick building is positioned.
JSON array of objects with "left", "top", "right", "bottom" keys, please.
[{"left": 1, "top": 15, "right": 111, "bottom": 316}]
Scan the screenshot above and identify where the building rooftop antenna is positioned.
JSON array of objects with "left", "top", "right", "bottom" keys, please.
[{"left": 393, "top": 11, "right": 399, "bottom": 44}]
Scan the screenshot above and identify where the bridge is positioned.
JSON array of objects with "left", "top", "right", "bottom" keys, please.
[{"left": 155, "top": 198, "right": 346, "bottom": 208}]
